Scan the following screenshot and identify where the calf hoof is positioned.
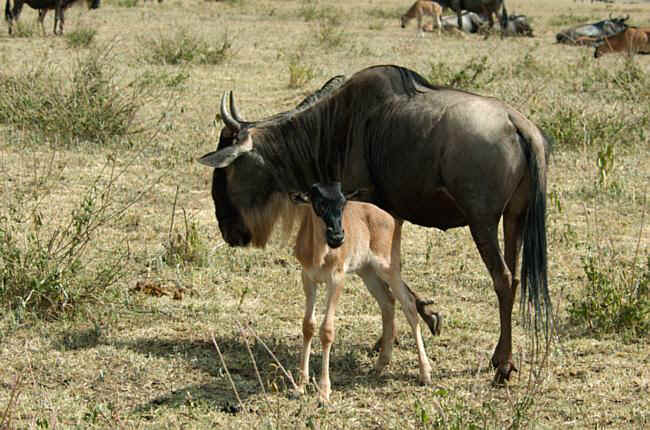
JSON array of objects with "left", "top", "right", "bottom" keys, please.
[{"left": 372, "top": 334, "right": 399, "bottom": 353}]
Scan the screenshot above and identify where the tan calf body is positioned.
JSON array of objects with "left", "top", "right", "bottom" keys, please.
[
  {"left": 401, "top": 0, "right": 443, "bottom": 36},
  {"left": 294, "top": 201, "right": 433, "bottom": 402},
  {"left": 595, "top": 27, "right": 650, "bottom": 57}
]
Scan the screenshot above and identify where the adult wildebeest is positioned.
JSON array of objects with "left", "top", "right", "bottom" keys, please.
[
  {"left": 198, "top": 65, "right": 552, "bottom": 385},
  {"left": 4, "top": 0, "right": 98, "bottom": 35},
  {"left": 436, "top": 0, "right": 508, "bottom": 36},
  {"left": 290, "top": 182, "right": 441, "bottom": 401},
  {"left": 556, "top": 15, "right": 629, "bottom": 46},
  {"left": 594, "top": 27, "right": 650, "bottom": 58}
]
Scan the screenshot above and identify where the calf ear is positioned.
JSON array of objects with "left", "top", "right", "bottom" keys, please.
[{"left": 198, "top": 134, "right": 253, "bottom": 168}]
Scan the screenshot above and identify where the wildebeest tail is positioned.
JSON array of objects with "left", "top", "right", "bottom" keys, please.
[
  {"left": 500, "top": 0, "right": 508, "bottom": 30},
  {"left": 5, "top": 0, "right": 11, "bottom": 23},
  {"left": 509, "top": 111, "right": 552, "bottom": 341}
]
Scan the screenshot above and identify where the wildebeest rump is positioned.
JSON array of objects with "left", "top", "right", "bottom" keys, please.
[
  {"left": 4, "top": 0, "right": 98, "bottom": 35},
  {"left": 556, "top": 15, "right": 629, "bottom": 46},
  {"left": 436, "top": 0, "right": 508, "bottom": 35},
  {"left": 198, "top": 65, "right": 552, "bottom": 385}
]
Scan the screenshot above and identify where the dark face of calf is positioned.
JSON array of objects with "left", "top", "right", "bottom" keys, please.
[{"left": 310, "top": 183, "right": 346, "bottom": 249}]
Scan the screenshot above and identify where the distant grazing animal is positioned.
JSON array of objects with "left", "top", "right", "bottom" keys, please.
[
  {"left": 290, "top": 182, "right": 441, "bottom": 402},
  {"left": 594, "top": 27, "right": 650, "bottom": 58},
  {"left": 556, "top": 15, "right": 629, "bottom": 46},
  {"left": 401, "top": 0, "right": 443, "bottom": 36},
  {"left": 436, "top": 0, "right": 508, "bottom": 36},
  {"left": 5, "top": 0, "right": 99, "bottom": 35},
  {"left": 198, "top": 64, "right": 553, "bottom": 385},
  {"left": 504, "top": 14, "right": 532, "bottom": 37}
]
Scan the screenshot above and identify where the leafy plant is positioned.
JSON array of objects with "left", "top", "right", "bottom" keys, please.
[
  {"left": 288, "top": 59, "right": 314, "bottom": 89},
  {"left": 567, "top": 254, "right": 649, "bottom": 339},
  {"left": 162, "top": 210, "right": 209, "bottom": 268},
  {"left": 428, "top": 56, "right": 494, "bottom": 90},
  {"left": 143, "top": 30, "right": 232, "bottom": 65},
  {"left": 65, "top": 27, "right": 97, "bottom": 48},
  {"left": 0, "top": 48, "right": 153, "bottom": 146},
  {"left": 0, "top": 159, "right": 146, "bottom": 320}
]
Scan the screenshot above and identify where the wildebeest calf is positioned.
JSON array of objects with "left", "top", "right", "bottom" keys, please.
[
  {"left": 5, "top": 0, "right": 98, "bottom": 35},
  {"left": 594, "top": 27, "right": 650, "bottom": 58},
  {"left": 291, "top": 183, "right": 441, "bottom": 402}
]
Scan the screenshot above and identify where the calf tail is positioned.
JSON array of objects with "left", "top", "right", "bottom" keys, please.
[{"left": 403, "top": 282, "right": 442, "bottom": 336}]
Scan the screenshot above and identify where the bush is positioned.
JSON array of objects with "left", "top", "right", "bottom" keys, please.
[
  {"left": 143, "top": 30, "right": 232, "bottom": 65},
  {"left": 567, "top": 254, "right": 649, "bottom": 339},
  {"left": 0, "top": 160, "right": 145, "bottom": 320},
  {"left": 428, "top": 56, "right": 494, "bottom": 90},
  {"left": 162, "top": 211, "right": 209, "bottom": 267},
  {"left": 0, "top": 49, "right": 151, "bottom": 146},
  {"left": 65, "top": 27, "right": 97, "bottom": 48},
  {"left": 288, "top": 60, "right": 314, "bottom": 89}
]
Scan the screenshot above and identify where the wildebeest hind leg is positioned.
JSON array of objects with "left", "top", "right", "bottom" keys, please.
[
  {"left": 38, "top": 10, "right": 46, "bottom": 36},
  {"left": 469, "top": 222, "right": 516, "bottom": 385}
]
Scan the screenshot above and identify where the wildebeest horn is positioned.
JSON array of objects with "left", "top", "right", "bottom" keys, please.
[
  {"left": 229, "top": 91, "right": 245, "bottom": 123},
  {"left": 221, "top": 92, "right": 241, "bottom": 131},
  {"left": 623, "top": 14, "right": 629, "bottom": 22}
]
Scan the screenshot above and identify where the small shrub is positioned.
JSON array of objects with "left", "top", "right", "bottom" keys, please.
[
  {"left": 162, "top": 212, "right": 209, "bottom": 267},
  {"left": 288, "top": 60, "right": 314, "bottom": 89},
  {"left": 0, "top": 49, "right": 151, "bottom": 146},
  {"left": 317, "top": 20, "right": 345, "bottom": 48},
  {"left": 428, "top": 56, "right": 494, "bottom": 90},
  {"left": 65, "top": 27, "right": 97, "bottom": 48},
  {"left": 0, "top": 164, "right": 142, "bottom": 320},
  {"left": 567, "top": 254, "right": 649, "bottom": 339},
  {"left": 143, "top": 30, "right": 232, "bottom": 65}
]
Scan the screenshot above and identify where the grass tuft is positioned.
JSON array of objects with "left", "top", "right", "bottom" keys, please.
[
  {"left": 65, "top": 27, "right": 97, "bottom": 48},
  {"left": 142, "top": 29, "right": 232, "bottom": 65},
  {"left": 0, "top": 48, "right": 152, "bottom": 146}
]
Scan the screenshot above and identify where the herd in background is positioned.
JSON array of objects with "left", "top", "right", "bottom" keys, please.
[
  {"left": 3, "top": 0, "right": 649, "bottom": 57},
  {"left": 400, "top": 0, "right": 649, "bottom": 57}
]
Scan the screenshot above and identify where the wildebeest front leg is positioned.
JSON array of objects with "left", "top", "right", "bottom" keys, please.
[
  {"left": 319, "top": 275, "right": 344, "bottom": 402},
  {"left": 54, "top": 0, "right": 63, "bottom": 35},
  {"left": 297, "top": 271, "right": 317, "bottom": 395},
  {"left": 469, "top": 223, "right": 516, "bottom": 385}
]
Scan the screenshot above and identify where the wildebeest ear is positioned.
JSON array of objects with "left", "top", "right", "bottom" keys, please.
[
  {"left": 198, "top": 134, "right": 253, "bottom": 168},
  {"left": 288, "top": 192, "right": 310, "bottom": 205}
]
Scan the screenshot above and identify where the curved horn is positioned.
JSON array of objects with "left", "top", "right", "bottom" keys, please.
[
  {"left": 623, "top": 14, "right": 629, "bottom": 22},
  {"left": 229, "top": 91, "right": 245, "bottom": 123},
  {"left": 220, "top": 92, "right": 241, "bottom": 131}
]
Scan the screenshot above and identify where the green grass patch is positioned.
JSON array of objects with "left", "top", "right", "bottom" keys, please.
[
  {"left": 65, "top": 27, "right": 97, "bottom": 48},
  {"left": 567, "top": 254, "right": 649, "bottom": 340},
  {"left": 0, "top": 49, "right": 154, "bottom": 146},
  {"left": 142, "top": 29, "right": 232, "bottom": 65}
]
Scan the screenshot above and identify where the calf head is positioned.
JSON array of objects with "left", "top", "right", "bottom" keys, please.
[{"left": 310, "top": 182, "right": 346, "bottom": 249}]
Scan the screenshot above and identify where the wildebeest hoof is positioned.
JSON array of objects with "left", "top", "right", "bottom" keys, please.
[{"left": 491, "top": 362, "right": 517, "bottom": 386}]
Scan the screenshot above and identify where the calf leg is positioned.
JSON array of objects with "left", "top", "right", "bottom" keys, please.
[
  {"left": 298, "top": 271, "right": 317, "bottom": 394},
  {"left": 359, "top": 269, "right": 396, "bottom": 365},
  {"left": 319, "top": 275, "right": 344, "bottom": 402},
  {"left": 383, "top": 221, "right": 432, "bottom": 385}
]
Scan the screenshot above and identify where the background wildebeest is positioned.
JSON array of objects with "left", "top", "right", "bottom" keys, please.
[
  {"left": 436, "top": 0, "right": 508, "bottom": 35},
  {"left": 4, "top": 0, "right": 98, "bottom": 35},
  {"left": 199, "top": 64, "right": 552, "bottom": 385},
  {"left": 594, "top": 26, "right": 650, "bottom": 57},
  {"left": 556, "top": 15, "right": 629, "bottom": 46},
  {"left": 440, "top": 11, "right": 531, "bottom": 36}
]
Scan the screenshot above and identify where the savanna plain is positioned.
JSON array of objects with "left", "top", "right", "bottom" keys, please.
[{"left": 0, "top": 0, "right": 648, "bottom": 428}]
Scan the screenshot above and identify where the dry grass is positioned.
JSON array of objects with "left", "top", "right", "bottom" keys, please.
[{"left": 0, "top": 0, "right": 649, "bottom": 428}]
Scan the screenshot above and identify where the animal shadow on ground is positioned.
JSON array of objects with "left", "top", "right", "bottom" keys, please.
[{"left": 56, "top": 328, "right": 448, "bottom": 410}]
